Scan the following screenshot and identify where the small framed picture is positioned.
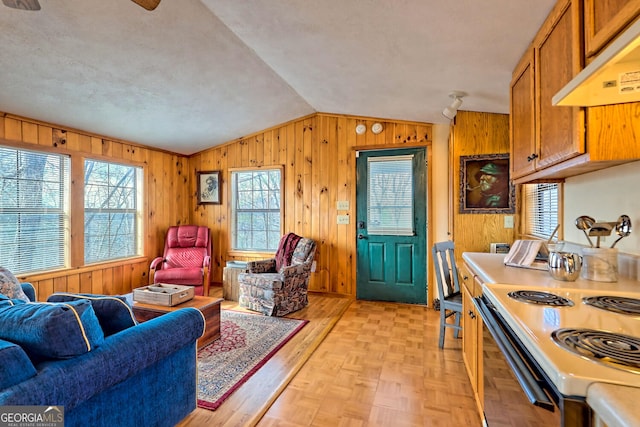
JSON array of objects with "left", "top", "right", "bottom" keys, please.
[
  {"left": 197, "top": 171, "right": 221, "bottom": 205},
  {"left": 459, "top": 153, "right": 515, "bottom": 214}
]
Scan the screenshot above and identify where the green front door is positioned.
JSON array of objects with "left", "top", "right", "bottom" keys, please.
[{"left": 356, "top": 148, "right": 427, "bottom": 304}]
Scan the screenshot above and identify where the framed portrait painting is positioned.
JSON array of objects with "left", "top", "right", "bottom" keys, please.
[
  {"left": 197, "top": 171, "right": 221, "bottom": 205},
  {"left": 459, "top": 153, "right": 515, "bottom": 214}
]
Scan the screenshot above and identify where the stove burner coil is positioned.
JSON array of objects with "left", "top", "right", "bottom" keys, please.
[
  {"left": 552, "top": 328, "right": 640, "bottom": 373},
  {"left": 582, "top": 296, "right": 640, "bottom": 316},
  {"left": 507, "top": 290, "right": 574, "bottom": 307}
]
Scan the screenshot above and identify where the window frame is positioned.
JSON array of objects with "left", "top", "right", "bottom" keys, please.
[
  {"left": 228, "top": 166, "right": 284, "bottom": 254},
  {"left": 521, "top": 182, "right": 562, "bottom": 241},
  {"left": 0, "top": 145, "right": 71, "bottom": 275},
  {"left": 83, "top": 158, "right": 144, "bottom": 265},
  {"left": 0, "top": 140, "right": 147, "bottom": 275}
]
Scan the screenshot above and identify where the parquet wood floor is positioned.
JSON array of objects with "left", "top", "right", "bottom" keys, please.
[{"left": 178, "top": 289, "right": 482, "bottom": 427}]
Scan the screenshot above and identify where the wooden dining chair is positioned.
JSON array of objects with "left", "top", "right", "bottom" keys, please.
[{"left": 432, "top": 241, "right": 463, "bottom": 348}]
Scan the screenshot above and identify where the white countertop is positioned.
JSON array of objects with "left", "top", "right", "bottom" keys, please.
[
  {"left": 462, "top": 252, "right": 640, "bottom": 293},
  {"left": 587, "top": 383, "right": 640, "bottom": 427}
]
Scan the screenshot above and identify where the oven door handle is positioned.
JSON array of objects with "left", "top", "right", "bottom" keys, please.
[{"left": 474, "top": 297, "right": 555, "bottom": 411}]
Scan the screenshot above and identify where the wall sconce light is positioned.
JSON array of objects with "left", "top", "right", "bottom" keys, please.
[{"left": 442, "top": 91, "right": 467, "bottom": 120}]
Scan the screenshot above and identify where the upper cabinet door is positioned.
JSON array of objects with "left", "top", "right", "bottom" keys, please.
[
  {"left": 584, "top": 0, "right": 640, "bottom": 58},
  {"left": 534, "top": 0, "right": 585, "bottom": 171},
  {"left": 510, "top": 49, "right": 536, "bottom": 179}
]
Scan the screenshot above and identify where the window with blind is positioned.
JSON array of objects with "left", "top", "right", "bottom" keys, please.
[
  {"left": 0, "top": 147, "right": 70, "bottom": 274},
  {"left": 367, "top": 155, "right": 414, "bottom": 235},
  {"left": 231, "top": 168, "right": 282, "bottom": 251},
  {"left": 84, "top": 159, "right": 142, "bottom": 263},
  {"left": 523, "top": 183, "right": 559, "bottom": 239}
]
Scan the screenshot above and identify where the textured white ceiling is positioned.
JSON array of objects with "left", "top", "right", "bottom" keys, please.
[{"left": 0, "top": 0, "right": 555, "bottom": 154}]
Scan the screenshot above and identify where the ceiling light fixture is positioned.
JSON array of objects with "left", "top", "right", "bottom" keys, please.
[{"left": 442, "top": 91, "right": 467, "bottom": 120}]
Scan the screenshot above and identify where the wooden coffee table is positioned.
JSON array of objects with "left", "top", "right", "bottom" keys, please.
[{"left": 129, "top": 295, "right": 224, "bottom": 349}]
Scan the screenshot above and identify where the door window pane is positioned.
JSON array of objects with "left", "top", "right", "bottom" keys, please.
[{"left": 367, "top": 155, "right": 414, "bottom": 235}]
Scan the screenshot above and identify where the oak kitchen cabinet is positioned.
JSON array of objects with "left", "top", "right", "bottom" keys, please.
[
  {"left": 460, "top": 262, "right": 483, "bottom": 414},
  {"left": 511, "top": 0, "right": 640, "bottom": 183},
  {"left": 584, "top": 0, "right": 640, "bottom": 58},
  {"left": 510, "top": 0, "right": 584, "bottom": 181}
]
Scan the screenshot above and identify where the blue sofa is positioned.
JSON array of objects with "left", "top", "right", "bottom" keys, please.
[{"left": 0, "top": 284, "right": 204, "bottom": 427}]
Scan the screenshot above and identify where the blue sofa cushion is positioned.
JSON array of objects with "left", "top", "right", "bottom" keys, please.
[
  {"left": 47, "top": 293, "right": 137, "bottom": 337},
  {"left": 0, "top": 339, "right": 37, "bottom": 389},
  {"left": 0, "top": 267, "right": 29, "bottom": 303},
  {"left": 20, "top": 283, "right": 36, "bottom": 302},
  {"left": 0, "top": 294, "right": 26, "bottom": 308},
  {"left": 0, "top": 300, "right": 104, "bottom": 361}
]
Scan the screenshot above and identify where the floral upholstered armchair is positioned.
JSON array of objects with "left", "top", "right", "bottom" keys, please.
[{"left": 238, "top": 233, "right": 316, "bottom": 316}]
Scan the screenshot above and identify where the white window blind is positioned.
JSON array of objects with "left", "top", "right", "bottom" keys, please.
[
  {"left": 84, "top": 159, "right": 142, "bottom": 263},
  {"left": 524, "top": 183, "right": 559, "bottom": 239},
  {"left": 367, "top": 155, "right": 414, "bottom": 236},
  {"left": 0, "top": 146, "right": 70, "bottom": 274}
]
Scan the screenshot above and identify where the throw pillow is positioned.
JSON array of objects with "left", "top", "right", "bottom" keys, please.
[
  {"left": 0, "top": 267, "right": 29, "bottom": 303},
  {"left": 0, "top": 299, "right": 105, "bottom": 361},
  {"left": 47, "top": 293, "right": 137, "bottom": 336}
]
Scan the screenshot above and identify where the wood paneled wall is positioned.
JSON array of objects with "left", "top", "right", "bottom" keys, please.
[
  {"left": 0, "top": 112, "right": 189, "bottom": 301},
  {"left": 450, "top": 111, "right": 517, "bottom": 260},
  {"left": 5, "top": 108, "right": 626, "bottom": 300},
  {"left": 189, "top": 113, "right": 432, "bottom": 295},
  {"left": 1, "top": 111, "right": 433, "bottom": 299}
]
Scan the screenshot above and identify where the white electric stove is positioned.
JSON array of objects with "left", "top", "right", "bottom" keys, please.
[{"left": 483, "top": 283, "right": 640, "bottom": 397}]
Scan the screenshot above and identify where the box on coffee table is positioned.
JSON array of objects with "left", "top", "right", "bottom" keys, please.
[{"left": 133, "top": 284, "right": 194, "bottom": 306}]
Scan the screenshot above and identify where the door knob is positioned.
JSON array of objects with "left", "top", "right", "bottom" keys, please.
[{"left": 358, "top": 234, "right": 366, "bottom": 240}]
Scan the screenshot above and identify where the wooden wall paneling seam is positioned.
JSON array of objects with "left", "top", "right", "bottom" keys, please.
[
  {"left": 21, "top": 121, "right": 38, "bottom": 144},
  {"left": 4, "top": 117, "right": 22, "bottom": 141},
  {"left": 67, "top": 274, "right": 80, "bottom": 294},
  {"left": 294, "top": 120, "right": 305, "bottom": 232},
  {"left": 311, "top": 117, "right": 324, "bottom": 291},
  {"left": 317, "top": 120, "right": 328, "bottom": 291},
  {"left": 37, "top": 125, "right": 52, "bottom": 147},
  {"left": 329, "top": 116, "right": 341, "bottom": 294},
  {"left": 339, "top": 116, "right": 354, "bottom": 295},
  {"left": 302, "top": 118, "right": 313, "bottom": 238},
  {"left": 53, "top": 276, "right": 67, "bottom": 293}
]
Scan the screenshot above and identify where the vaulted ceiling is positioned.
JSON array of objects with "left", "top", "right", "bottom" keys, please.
[{"left": 0, "top": 0, "right": 555, "bottom": 154}]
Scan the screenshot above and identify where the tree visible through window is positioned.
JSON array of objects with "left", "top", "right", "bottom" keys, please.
[
  {"left": 231, "top": 168, "right": 282, "bottom": 251},
  {"left": 84, "top": 160, "right": 142, "bottom": 263},
  {"left": 0, "top": 147, "right": 70, "bottom": 274}
]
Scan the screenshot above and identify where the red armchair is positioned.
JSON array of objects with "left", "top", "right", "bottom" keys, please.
[{"left": 149, "top": 225, "right": 212, "bottom": 296}]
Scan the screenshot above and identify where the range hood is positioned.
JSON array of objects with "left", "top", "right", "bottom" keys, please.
[{"left": 553, "top": 17, "right": 640, "bottom": 107}]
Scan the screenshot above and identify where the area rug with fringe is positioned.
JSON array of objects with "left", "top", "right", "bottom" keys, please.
[{"left": 197, "top": 310, "right": 308, "bottom": 411}]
